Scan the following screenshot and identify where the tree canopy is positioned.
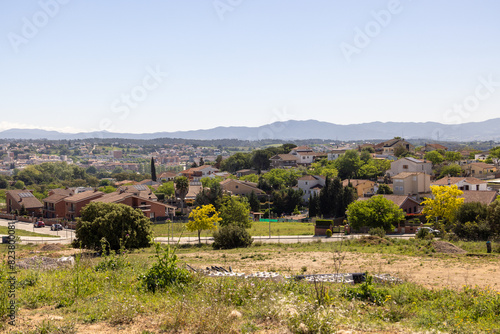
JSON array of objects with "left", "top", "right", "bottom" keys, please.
[
  {"left": 347, "top": 195, "right": 405, "bottom": 231},
  {"left": 422, "top": 185, "right": 464, "bottom": 224},
  {"left": 187, "top": 204, "right": 221, "bottom": 243},
  {"left": 74, "top": 202, "right": 153, "bottom": 251}
]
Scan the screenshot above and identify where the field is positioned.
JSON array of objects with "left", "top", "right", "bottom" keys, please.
[
  {"left": 1, "top": 237, "right": 500, "bottom": 333},
  {"left": 152, "top": 221, "right": 315, "bottom": 239}
]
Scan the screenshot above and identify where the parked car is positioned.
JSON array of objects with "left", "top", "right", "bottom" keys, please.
[
  {"left": 50, "top": 223, "right": 63, "bottom": 231},
  {"left": 416, "top": 226, "right": 440, "bottom": 236},
  {"left": 34, "top": 221, "right": 45, "bottom": 228}
]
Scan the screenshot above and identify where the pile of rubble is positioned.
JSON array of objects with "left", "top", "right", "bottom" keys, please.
[
  {"left": 16, "top": 256, "right": 75, "bottom": 270},
  {"left": 187, "top": 265, "right": 401, "bottom": 285}
]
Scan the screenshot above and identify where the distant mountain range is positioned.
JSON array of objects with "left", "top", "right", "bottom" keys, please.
[{"left": 0, "top": 119, "right": 499, "bottom": 141}]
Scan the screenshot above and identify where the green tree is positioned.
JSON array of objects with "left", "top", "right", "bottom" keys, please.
[
  {"left": 455, "top": 202, "right": 487, "bottom": 225},
  {"left": 486, "top": 200, "right": 500, "bottom": 237},
  {"left": 424, "top": 151, "right": 444, "bottom": 165},
  {"left": 308, "top": 193, "right": 320, "bottom": 218},
  {"left": 376, "top": 184, "right": 393, "bottom": 194},
  {"left": 272, "top": 188, "right": 303, "bottom": 216},
  {"left": 347, "top": 195, "right": 405, "bottom": 231},
  {"left": 261, "top": 168, "right": 302, "bottom": 190},
  {"left": 220, "top": 153, "right": 251, "bottom": 173},
  {"left": 219, "top": 196, "right": 251, "bottom": 228},
  {"left": 151, "top": 157, "right": 157, "bottom": 182},
  {"left": 156, "top": 181, "right": 175, "bottom": 197},
  {"left": 186, "top": 204, "right": 221, "bottom": 244},
  {"left": 74, "top": 202, "right": 152, "bottom": 251},
  {"left": 251, "top": 150, "right": 272, "bottom": 172},
  {"left": 334, "top": 150, "right": 361, "bottom": 179},
  {"left": 422, "top": 185, "right": 464, "bottom": 225},
  {"left": 445, "top": 151, "right": 462, "bottom": 162},
  {"left": 14, "top": 180, "right": 25, "bottom": 189},
  {"left": 438, "top": 164, "right": 462, "bottom": 179},
  {"left": 247, "top": 191, "right": 260, "bottom": 212},
  {"left": 174, "top": 176, "right": 189, "bottom": 214}
]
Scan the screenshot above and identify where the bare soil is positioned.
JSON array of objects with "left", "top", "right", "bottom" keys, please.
[{"left": 179, "top": 248, "right": 500, "bottom": 291}]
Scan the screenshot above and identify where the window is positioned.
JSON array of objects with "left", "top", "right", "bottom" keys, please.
[{"left": 403, "top": 165, "right": 408, "bottom": 169}]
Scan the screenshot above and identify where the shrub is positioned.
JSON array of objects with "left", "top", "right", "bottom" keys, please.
[
  {"left": 325, "top": 229, "right": 332, "bottom": 237},
  {"left": 212, "top": 224, "right": 253, "bottom": 249},
  {"left": 74, "top": 202, "right": 152, "bottom": 252},
  {"left": 139, "top": 243, "right": 192, "bottom": 292},
  {"left": 315, "top": 219, "right": 333, "bottom": 228},
  {"left": 416, "top": 228, "right": 432, "bottom": 240},
  {"left": 369, "top": 227, "right": 386, "bottom": 238},
  {"left": 453, "top": 221, "right": 491, "bottom": 241}
]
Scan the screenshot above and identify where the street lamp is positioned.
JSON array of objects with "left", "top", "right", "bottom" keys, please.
[{"left": 268, "top": 194, "right": 271, "bottom": 239}]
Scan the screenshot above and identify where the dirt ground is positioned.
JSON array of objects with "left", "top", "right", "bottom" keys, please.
[{"left": 179, "top": 243, "right": 500, "bottom": 291}]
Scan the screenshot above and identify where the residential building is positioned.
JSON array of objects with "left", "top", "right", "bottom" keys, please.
[
  {"left": 297, "top": 175, "right": 325, "bottom": 201},
  {"left": 462, "top": 162, "right": 497, "bottom": 177},
  {"left": 327, "top": 149, "right": 347, "bottom": 161},
  {"left": 5, "top": 189, "right": 43, "bottom": 216},
  {"left": 158, "top": 171, "right": 177, "bottom": 182},
  {"left": 63, "top": 190, "right": 104, "bottom": 220},
  {"left": 235, "top": 169, "right": 257, "bottom": 178},
  {"left": 220, "top": 179, "right": 266, "bottom": 197},
  {"left": 431, "top": 177, "right": 488, "bottom": 191},
  {"left": 392, "top": 172, "right": 431, "bottom": 197},
  {"left": 375, "top": 138, "right": 414, "bottom": 155},
  {"left": 388, "top": 157, "right": 433, "bottom": 177},
  {"left": 460, "top": 190, "right": 498, "bottom": 205},
  {"left": 342, "top": 179, "right": 375, "bottom": 197},
  {"left": 92, "top": 192, "right": 175, "bottom": 219},
  {"left": 43, "top": 188, "right": 74, "bottom": 218},
  {"left": 423, "top": 143, "right": 448, "bottom": 152},
  {"left": 358, "top": 194, "right": 421, "bottom": 214},
  {"left": 269, "top": 154, "right": 298, "bottom": 169},
  {"left": 180, "top": 165, "right": 219, "bottom": 181}
]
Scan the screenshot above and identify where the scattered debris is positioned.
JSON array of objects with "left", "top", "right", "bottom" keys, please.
[
  {"left": 17, "top": 256, "right": 74, "bottom": 270},
  {"left": 188, "top": 265, "right": 402, "bottom": 285}
]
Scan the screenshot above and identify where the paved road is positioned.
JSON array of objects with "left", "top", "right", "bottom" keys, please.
[{"left": 0, "top": 218, "right": 416, "bottom": 245}]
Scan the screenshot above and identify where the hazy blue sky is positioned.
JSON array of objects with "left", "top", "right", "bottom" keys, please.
[{"left": 1, "top": 0, "right": 499, "bottom": 133}]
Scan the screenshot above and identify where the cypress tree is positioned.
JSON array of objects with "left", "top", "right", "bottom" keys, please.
[{"left": 151, "top": 157, "right": 157, "bottom": 181}]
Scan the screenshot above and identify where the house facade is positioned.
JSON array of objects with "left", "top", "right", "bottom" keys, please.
[
  {"left": 269, "top": 154, "right": 298, "bottom": 169},
  {"left": 431, "top": 177, "right": 488, "bottom": 191},
  {"left": 392, "top": 172, "right": 431, "bottom": 197},
  {"left": 6, "top": 189, "right": 43, "bottom": 216},
  {"left": 297, "top": 175, "right": 325, "bottom": 201},
  {"left": 342, "top": 179, "right": 375, "bottom": 197},
  {"left": 63, "top": 190, "right": 104, "bottom": 220},
  {"left": 462, "top": 162, "right": 497, "bottom": 177},
  {"left": 388, "top": 157, "right": 433, "bottom": 177},
  {"left": 43, "top": 188, "right": 74, "bottom": 218},
  {"left": 220, "top": 179, "right": 265, "bottom": 197},
  {"left": 92, "top": 192, "right": 175, "bottom": 219}
]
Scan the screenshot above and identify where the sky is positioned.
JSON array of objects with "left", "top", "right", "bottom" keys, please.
[{"left": 1, "top": 0, "right": 499, "bottom": 134}]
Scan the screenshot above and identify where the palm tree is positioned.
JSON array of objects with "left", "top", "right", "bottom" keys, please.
[{"left": 175, "top": 176, "right": 189, "bottom": 215}]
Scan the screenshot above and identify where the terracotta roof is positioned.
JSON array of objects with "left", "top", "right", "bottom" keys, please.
[
  {"left": 392, "top": 172, "right": 425, "bottom": 179},
  {"left": 460, "top": 191, "right": 498, "bottom": 205},
  {"left": 467, "top": 162, "right": 496, "bottom": 169},
  {"left": 358, "top": 194, "right": 419, "bottom": 208},
  {"left": 43, "top": 193, "right": 70, "bottom": 204},
  {"left": 342, "top": 179, "right": 373, "bottom": 187},
  {"left": 432, "top": 177, "right": 487, "bottom": 186},
  {"left": 64, "top": 190, "right": 104, "bottom": 203},
  {"left": 270, "top": 154, "right": 298, "bottom": 161},
  {"left": 6, "top": 189, "right": 43, "bottom": 209},
  {"left": 293, "top": 145, "right": 313, "bottom": 151},
  {"left": 299, "top": 175, "right": 318, "bottom": 181}
]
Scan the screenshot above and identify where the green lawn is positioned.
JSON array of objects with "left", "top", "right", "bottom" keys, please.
[
  {"left": 152, "top": 220, "right": 315, "bottom": 239},
  {"left": 0, "top": 226, "right": 59, "bottom": 238}
]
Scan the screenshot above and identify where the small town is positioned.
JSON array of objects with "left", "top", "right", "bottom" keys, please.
[{"left": 2, "top": 1, "right": 500, "bottom": 333}]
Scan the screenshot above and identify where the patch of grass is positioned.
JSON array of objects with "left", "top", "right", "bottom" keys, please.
[{"left": 0, "top": 226, "right": 59, "bottom": 238}]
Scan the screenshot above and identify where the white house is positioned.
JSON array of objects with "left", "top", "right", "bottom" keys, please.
[
  {"left": 296, "top": 175, "right": 325, "bottom": 201},
  {"left": 431, "top": 177, "right": 489, "bottom": 191}
]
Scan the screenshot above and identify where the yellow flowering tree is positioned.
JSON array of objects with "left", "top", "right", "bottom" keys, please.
[
  {"left": 187, "top": 204, "right": 221, "bottom": 244},
  {"left": 422, "top": 185, "right": 464, "bottom": 224}
]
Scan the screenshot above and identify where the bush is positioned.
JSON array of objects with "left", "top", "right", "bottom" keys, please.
[
  {"left": 212, "top": 224, "right": 253, "bottom": 249},
  {"left": 453, "top": 221, "right": 491, "bottom": 241},
  {"left": 139, "top": 243, "right": 192, "bottom": 292},
  {"left": 325, "top": 229, "right": 332, "bottom": 237},
  {"left": 315, "top": 219, "right": 333, "bottom": 228},
  {"left": 416, "top": 228, "right": 433, "bottom": 240},
  {"left": 74, "top": 202, "right": 152, "bottom": 252},
  {"left": 368, "top": 227, "right": 386, "bottom": 238}
]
